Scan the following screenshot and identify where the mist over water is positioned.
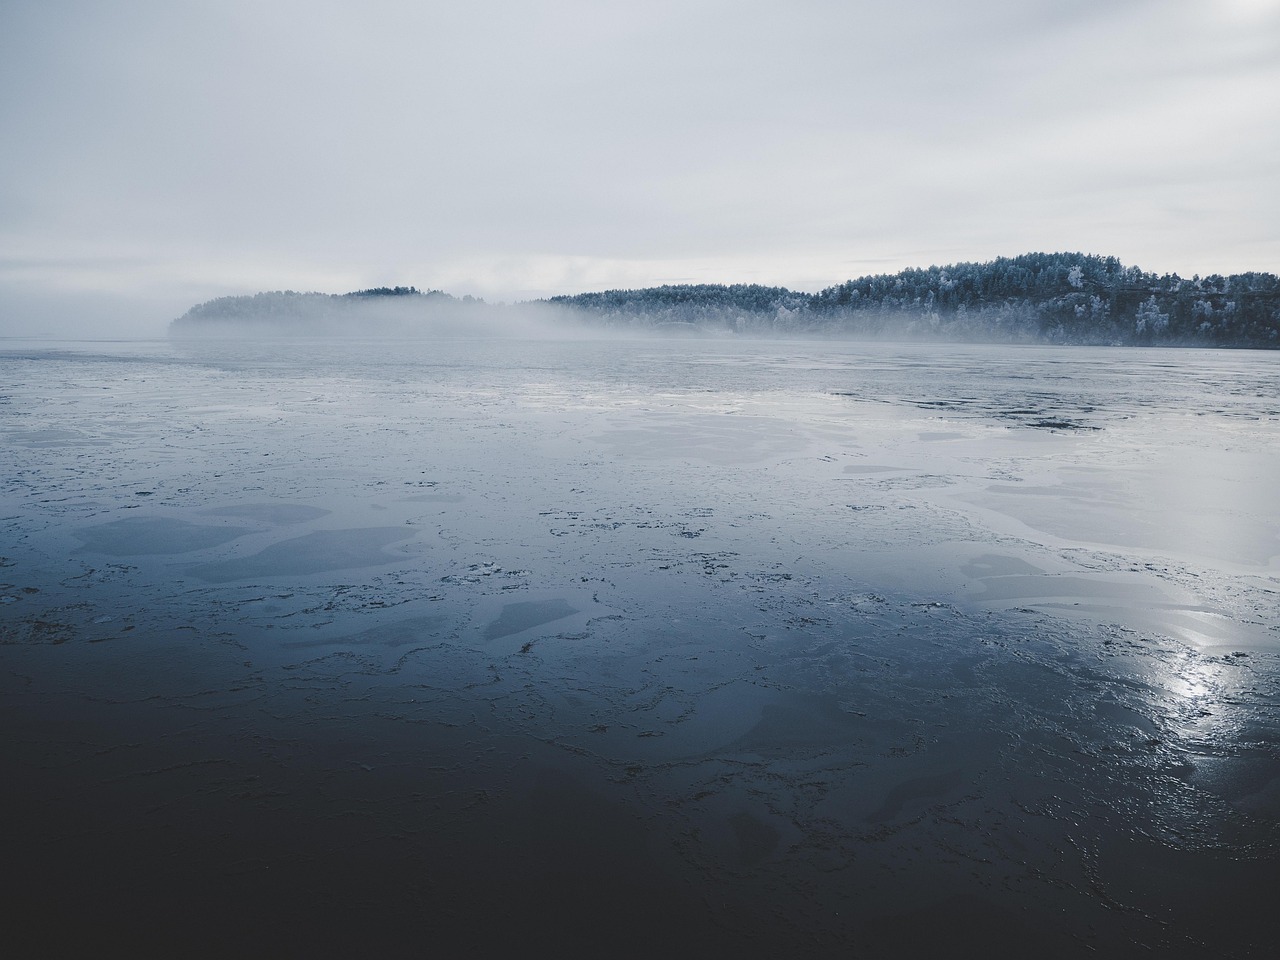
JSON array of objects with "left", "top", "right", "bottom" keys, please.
[
  {"left": 169, "top": 295, "right": 599, "bottom": 342},
  {"left": 2, "top": 336, "right": 1278, "bottom": 957}
]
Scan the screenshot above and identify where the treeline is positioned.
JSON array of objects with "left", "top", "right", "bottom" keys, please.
[
  {"left": 546, "top": 283, "right": 809, "bottom": 334},
  {"left": 549, "top": 254, "right": 1280, "bottom": 346},
  {"left": 171, "top": 254, "right": 1280, "bottom": 347}
]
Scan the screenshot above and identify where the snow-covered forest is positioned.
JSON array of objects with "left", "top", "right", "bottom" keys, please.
[{"left": 172, "top": 253, "right": 1280, "bottom": 347}]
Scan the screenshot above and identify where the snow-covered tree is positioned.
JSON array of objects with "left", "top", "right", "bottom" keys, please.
[{"left": 1135, "top": 295, "right": 1169, "bottom": 335}]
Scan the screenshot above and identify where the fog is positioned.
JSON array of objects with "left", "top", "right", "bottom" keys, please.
[{"left": 169, "top": 292, "right": 597, "bottom": 341}]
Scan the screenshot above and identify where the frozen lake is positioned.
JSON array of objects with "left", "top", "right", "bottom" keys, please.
[{"left": 2, "top": 336, "right": 1278, "bottom": 957}]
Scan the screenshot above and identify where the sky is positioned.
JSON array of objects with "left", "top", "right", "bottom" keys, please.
[{"left": 1, "top": 0, "right": 1278, "bottom": 336}]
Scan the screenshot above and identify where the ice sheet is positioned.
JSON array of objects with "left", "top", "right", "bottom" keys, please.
[{"left": 1, "top": 337, "right": 1277, "bottom": 956}]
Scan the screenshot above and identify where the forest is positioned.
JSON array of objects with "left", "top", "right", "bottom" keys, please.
[{"left": 171, "top": 253, "right": 1280, "bottom": 347}]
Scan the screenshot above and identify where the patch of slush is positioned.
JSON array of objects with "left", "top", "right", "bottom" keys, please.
[
  {"left": 76, "top": 516, "right": 253, "bottom": 555},
  {"left": 482, "top": 598, "right": 578, "bottom": 641},
  {"left": 188, "top": 526, "right": 415, "bottom": 582},
  {"left": 201, "top": 502, "right": 329, "bottom": 524}
]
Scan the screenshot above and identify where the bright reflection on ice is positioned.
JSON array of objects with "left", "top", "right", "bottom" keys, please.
[{"left": 1166, "top": 653, "right": 1217, "bottom": 702}]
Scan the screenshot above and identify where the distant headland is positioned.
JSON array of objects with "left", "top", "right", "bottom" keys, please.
[{"left": 170, "top": 253, "right": 1280, "bottom": 348}]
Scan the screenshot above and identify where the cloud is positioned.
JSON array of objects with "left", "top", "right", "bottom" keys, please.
[{"left": 1, "top": 0, "right": 1276, "bottom": 334}]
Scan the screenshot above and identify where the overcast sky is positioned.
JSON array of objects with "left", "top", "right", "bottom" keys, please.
[{"left": 2, "top": 0, "right": 1278, "bottom": 335}]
